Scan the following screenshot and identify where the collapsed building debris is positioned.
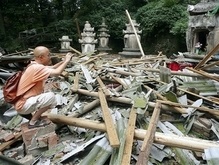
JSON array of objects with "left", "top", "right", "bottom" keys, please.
[{"left": 0, "top": 43, "right": 219, "bottom": 165}]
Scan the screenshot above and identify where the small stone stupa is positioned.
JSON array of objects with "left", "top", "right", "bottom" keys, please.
[
  {"left": 79, "top": 21, "right": 98, "bottom": 54},
  {"left": 119, "top": 20, "right": 142, "bottom": 57},
  {"left": 97, "top": 18, "right": 112, "bottom": 52},
  {"left": 59, "top": 35, "right": 72, "bottom": 53}
]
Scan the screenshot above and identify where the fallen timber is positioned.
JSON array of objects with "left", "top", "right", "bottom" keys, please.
[{"left": 45, "top": 114, "right": 219, "bottom": 152}]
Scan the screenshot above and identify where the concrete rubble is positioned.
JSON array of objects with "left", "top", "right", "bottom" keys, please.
[{"left": 0, "top": 48, "right": 219, "bottom": 165}]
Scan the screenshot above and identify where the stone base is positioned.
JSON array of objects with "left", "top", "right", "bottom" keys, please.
[
  {"left": 119, "top": 48, "right": 142, "bottom": 57},
  {"left": 97, "top": 47, "right": 112, "bottom": 52},
  {"left": 59, "top": 49, "right": 70, "bottom": 53}
]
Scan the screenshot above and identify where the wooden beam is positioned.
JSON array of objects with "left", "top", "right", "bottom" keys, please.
[
  {"left": 69, "top": 45, "right": 82, "bottom": 56},
  {"left": 143, "top": 85, "right": 187, "bottom": 114},
  {"left": 136, "top": 102, "right": 161, "bottom": 165},
  {"left": 46, "top": 114, "right": 219, "bottom": 152},
  {"left": 109, "top": 73, "right": 129, "bottom": 89},
  {"left": 71, "top": 72, "right": 79, "bottom": 92},
  {"left": 200, "top": 60, "right": 219, "bottom": 70},
  {"left": 96, "top": 76, "right": 111, "bottom": 97},
  {"left": 187, "top": 67, "right": 219, "bottom": 82},
  {"left": 72, "top": 88, "right": 133, "bottom": 104},
  {"left": 157, "top": 100, "right": 219, "bottom": 117},
  {"left": 149, "top": 77, "right": 219, "bottom": 105},
  {"left": 82, "top": 56, "right": 99, "bottom": 65},
  {"left": 98, "top": 89, "right": 120, "bottom": 148},
  {"left": 194, "top": 42, "right": 219, "bottom": 69},
  {"left": 121, "top": 107, "right": 137, "bottom": 165}
]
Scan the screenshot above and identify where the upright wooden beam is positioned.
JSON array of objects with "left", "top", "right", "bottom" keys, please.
[
  {"left": 98, "top": 89, "right": 120, "bottom": 148},
  {"left": 136, "top": 102, "right": 161, "bottom": 165}
]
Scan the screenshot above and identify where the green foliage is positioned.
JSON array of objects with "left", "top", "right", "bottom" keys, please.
[{"left": 136, "top": 1, "right": 187, "bottom": 38}]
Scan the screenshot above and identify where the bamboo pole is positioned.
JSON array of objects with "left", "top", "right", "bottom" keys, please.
[
  {"left": 46, "top": 114, "right": 219, "bottom": 152},
  {"left": 125, "top": 10, "right": 145, "bottom": 57}
]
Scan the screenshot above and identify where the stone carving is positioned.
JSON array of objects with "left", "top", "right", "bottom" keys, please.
[{"left": 79, "top": 21, "right": 98, "bottom": 54}]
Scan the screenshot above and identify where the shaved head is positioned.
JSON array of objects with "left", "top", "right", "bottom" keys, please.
[
  {"left": 33, "top": 46, "right": 49, "bottom": 57},
  {"left": 33, "top": 46, "right": 51, "bottom": 65}
]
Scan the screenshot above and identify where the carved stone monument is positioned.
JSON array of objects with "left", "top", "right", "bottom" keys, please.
[
  {"left": 59, "top": 35, "right": 72, "bottom": 53},
  {"left": 186, "top": 0, "right": 219, "bottom": 54},
  {"left": 79, "top": 21, "right": 98, "bottom": 54},
  {"left": 119, "top": 20, "right": 142, "bottom": 57},
  {"left": 97, "top": 18, "right": 112, "bottom": 52}
]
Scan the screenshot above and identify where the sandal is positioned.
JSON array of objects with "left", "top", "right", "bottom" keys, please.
[{"left": 28, "top": 120, "right": 50, "bottom": 129}]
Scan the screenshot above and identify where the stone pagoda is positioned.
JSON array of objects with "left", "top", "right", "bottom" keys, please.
[
  {"left": 119, "top": 20, "right": 142, "bottom": 57},
  {"left": 79, "top": 21, "right": 98, "bottom": 54},
  {"left": 97, "top": 18, "right": 112, "bottom": 52},
  {"left": 59, "top": 35, "right": 72, "bottom": 53}
]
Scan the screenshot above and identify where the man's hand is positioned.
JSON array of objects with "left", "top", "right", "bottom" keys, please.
[{"left": 65, "top": 52, "right": 74, "bottom": 62}]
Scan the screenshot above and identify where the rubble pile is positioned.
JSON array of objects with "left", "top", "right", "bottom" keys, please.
[{"left": 0, "top": 51, "right": 219, "bottom": 165}]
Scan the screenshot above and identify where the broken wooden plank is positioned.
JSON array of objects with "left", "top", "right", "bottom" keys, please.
[
  {"left": 96, "top": 76, "right": 111, "bottom": 97},
  {"left": 98, "top": 89, "right": 120, "bottom": 148},
  {"left": 121, "top": 107, "right": 137, "bottom": 165},
  {"left": 46, "top": 114, "right": 219, "bottom": 152},
  {"left": 136, "top": 102, "right": 161, "bottom": 165}
]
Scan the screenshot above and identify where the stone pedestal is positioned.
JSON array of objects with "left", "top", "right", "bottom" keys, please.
[
  {"left": 21, "top": 121, "right": 59, "bottom": 156},
  {"left": 79, "top": 21, "right": 98, "bottom": 54},
  {"left": 59, "top": 36, "right": 72, "bottom": 53},
  {"left": 97, "top": 18, "right": 112, "bottom": 52},
  {"left": 119, "top": 20, "right": 142, "bottom": 57}
]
